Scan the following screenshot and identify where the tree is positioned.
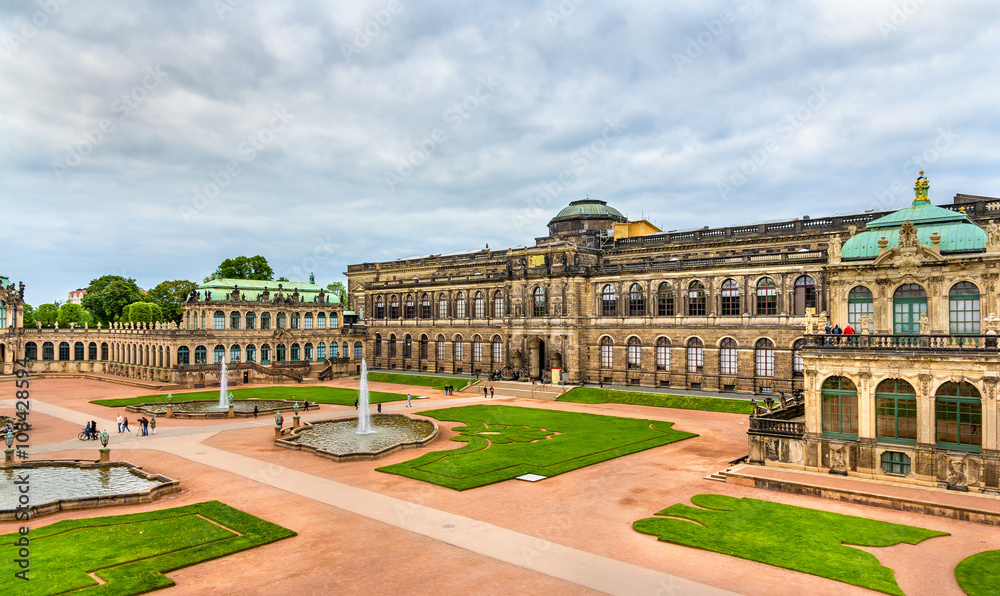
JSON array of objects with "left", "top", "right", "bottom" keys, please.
[
  {"left": 207, "top": 255, "right": 274, "bottom": 282},
  {"left": 326, "top": 282, "right": 349, "bottom": 307},
  {"left": 57, "top": 303, "right": 94, "bottom": 327},
  {"left": 147, "top": 279, "right": 198, "bottom": 323},
  {"left": 22, "top": 304, "right": 35, "bottom": 327},
  {"left": 36, "top": 303, "right": 58, "bottom": 327},
  {"left": 276, "top": 276, "right": 289, "bottom": 282},
  {"left": 81, "top": 276, "right": 145, "bottom": 323},
  {"left": 122, "top": 302, "right": 163, "bottom": 323}
]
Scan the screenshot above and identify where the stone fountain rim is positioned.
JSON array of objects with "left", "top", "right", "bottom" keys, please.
[
  {"left": 126, "top": 398, "right": 316, "bottom": 418},
  {"left": 275, "top": 413, "right": 439, "bottom": 463}
]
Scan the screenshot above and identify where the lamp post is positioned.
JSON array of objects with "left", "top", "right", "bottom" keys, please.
[
  {"left": 227, "top": 392, "right": 235, "bottom": 419},
  {"left": 166, "top": 393, "right": 174, "bottom": 419},
  {"left": 274, "top": 410, "right": 283, "bottom": 440},
  {"left": 4, "top": 430, "right": 14, "bottom": 466},
  {"left": 99, "top": 430, "right": 110, "bottom": 463},
  {"left": 293, "top": 402, "right": 300, "bottom": 428}
]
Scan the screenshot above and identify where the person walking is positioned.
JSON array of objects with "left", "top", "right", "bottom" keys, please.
[
  {"left": 376, "top": 401, "right": 382, "bottom": 413},
  {"left": 489, "top": 386, "right": 494, "bottom": 399},
  {"left": 253, "top": 404, "right": 259, "bottom": 419},
  {"left": 484, "top": 387, "right": 488, "bottom": 399},
  {"left": 122, "top": 417, "right": 131, "bottom": 433},
  {"left": 354, "top": 396, "right": 359, "bottom": 409},
  {"left": 406, "top": 394, "right": 412, "bottom": 407},
  {"left": 143, "top": 417, "right": 150, "bottom": 436},
  {"left": 303, "top": 400, "right": 310, "bottom": 411},
  {"left": 117, "top": 414, "right": 123, "bottom": 434},
  {"left": 90, "top": 420, "right": 98, "bottom": 439},
  {"left": 150, "top": 416, "right": 156, "bottom": 435}
]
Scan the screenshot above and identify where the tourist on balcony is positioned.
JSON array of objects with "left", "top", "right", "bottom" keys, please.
[{"left": 844, "top": 323, "right": 855, "bottom": 335}]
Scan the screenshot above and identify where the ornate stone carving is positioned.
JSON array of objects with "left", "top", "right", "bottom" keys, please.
[{"left": 827, "top": 234, "right": 842, "bottom": 264}]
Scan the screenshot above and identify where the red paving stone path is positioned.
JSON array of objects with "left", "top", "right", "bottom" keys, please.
[{"left": 3, "top": 378, "right": 999, "bottom": 595}]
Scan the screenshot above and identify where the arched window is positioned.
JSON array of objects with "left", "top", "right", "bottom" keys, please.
[
  {"left": 194, "top": 345, "right": 207, "bottom": 364},
  {"left": 388, "top": 335, "right": 397, "bottom": 358},
  {"left": 875, "top": 379, "right": 917, "bottom": 443},
  {"left": 419, "top": 334, "right": 428, "bottom": 359},
  {"left": 893, "top": 284, "right": 927, "bottom": 334},
  {"left": 473, "top": 335, "right": 482, "bottom": 362},
  {"left": 756, "top": 278, "right": 777, "bottom": 315},
  {"left": 493, "top": 291, "right": 504, "bottom": 317},
  {"left": 821, "top": 376, "right": 858, "bottom": 438},
  {"left": 601, "top": 285, "right": 617, "bottom": 316},
  {"left": 755, "top": 338, "right": 774, "bottom": 377},
  {"left": 304, "top": 313, "right": 314, "bottom": 329},
  {"left": 214, "top": 311, "right": 225, "bottom": 330},
  {"left": 390, "top": 295, "right": 400, "bottom": 319},
  {"left": 454, "top": 335, "right": 464, "bottom": 361},
  {"left": 687, "top": 281, "right": 706, "bottom": 316},
  {"left": 949, "top": 282, "right": 980, "bottom": 334},
  {"left": 246, "top": 344, "right": 256, "bottom": 363},
  {"left": 473, "top": 292, "right": 485, "bottom": 318},
  {"left": 421, "top": 294, "right": 431, "bottom": 318},
  {"left": 317, "top": 342, "right": 326, "bottom": 360},
  {"left": 343, "top": 342, "right": 349, "bottom": 360},
  {"left": 721, "top": 279, "right": 740, "bottom": 316},
  {"left": 404, "top": 295, "right": 415, "bottom": 319},
  {"left": 246, "top": 312, "right": 256, "bottom": 330},
  {"left": 533, "top": 287, "right": 547, "bottom": 317},
  {"left": 177, "top": 345, "right": 189, "bottom": 365},
  {"left": 213, "top": 344, "right": 225, "bottom": 363},
  {"left": 74, "top": 342, "right": 84, "bottom": 360},
  {"left": 100, "top": 342, "right": 109, "bottom": 361},
  {"left": 304, "top": 342, "right": 313, "bottom": 361},
  {"left": 492, "top": 336, "right": 502, "bottom": 363},
  {"left": 792, "top": 339, "right": 804, "bottom": 376},
  {"left": 317, "top": 312, "right": 326, "bottom": 329},
  {"left": 794, "top": 275, "right": 816, "bottom": 315},
  {"left": 628, "top": 284, "right": 645, "bottom": 316},
  {"left": 455, "top": 292, "right": 466, "bottom": 318},
  {"left": 230, "top": 344, "right": 240, "bottom": 363},
  {"left": 230, "top": 311, "right": 240, "bottom": 329},
  {"left": 42, "top": 342, "right": 54, "bottom": 361},
  {"left": 290, "top": 313, "right": 300, "bottom": 329},
  {"left": 848, "top": 286, "right": 873, "bottom": 332},
  {"left": 261, "top": 344, "right": 271, "bottom": 364},
  {"left": 936, "top": 381, "right": 982, "bottom": 450},
  {"left": 403, "top": 335, "right": 412, "bottom": 358},
  {"left": 0, "top": 300, "right": 5, "bottom": 329},
  {"left": 330, "top": 342, "right": 339, "bottom": 358},
  {"left": 656, "top": 337, "right": 671, "bottom": 371},
  {"left": 657, "top": 282, "right": 674, "bottom": 316},
  {"left": 437, "top": 335, "right": 446, "bottom": 360},
  {"left": 330, "top": 312, "right": 339, "bottom": 328},
  {"left": 686, "top": 338, "right": 703, "bottom": 372},
  {"left": 276, "top": 344, "right": 287, "bottom": 362},
  {"left": 25, "top": 342, "right": 37, "bottom": 360},
  {"left": 276, "top": 312, "right": 287, "bottom": 329},
  {"left": 354, "top": 342, "right": 363, "bottom": 360},
  {"left": 600, "top": 337, "right": 613, "bottom": 368},
  {"left": 375, "top": 296, "right": 385, "bottom": 319},
  {"left": 261, "top": 312, "right": 271, "bottom": 330},
  {"left": 374, "top": 334, "right": 382, "bottom": 357},
  {"left": 59, "top": 342, "right": 70, "bottom": 360},
  {"left": 438, "top": 294, "right": 448, "bottom": 318},
  {"left": 627, "top": 337, "right": 641, "bottom": 369},
  {"left": 720, "top": 338, "right": 738, "bottom": 376}
]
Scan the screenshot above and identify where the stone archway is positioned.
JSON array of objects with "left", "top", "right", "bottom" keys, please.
[{"left": 529, "top": 338, "right": 545, "bottom": 379}]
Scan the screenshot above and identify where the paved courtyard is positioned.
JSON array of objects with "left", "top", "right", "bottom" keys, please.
[{"left": 3, "top": 377, "right": 999, "bottom": 595}]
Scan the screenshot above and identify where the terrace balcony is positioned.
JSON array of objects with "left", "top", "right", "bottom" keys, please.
[{"left": 801, "top": 333, "right": 1000, "bottom": 355}]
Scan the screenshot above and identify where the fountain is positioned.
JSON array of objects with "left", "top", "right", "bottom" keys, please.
[
  {"left": 357, "top": 359, "right": 376, "bottom": 434},
  {"left": 218, "top": 359, "right": 228, "bottom": 408}
]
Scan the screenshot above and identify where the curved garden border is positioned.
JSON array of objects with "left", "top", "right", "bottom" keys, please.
[
  {"left": 276, "top": 413, "right": 438, "bottom": 462},
  {"left": 126, "top": 398, "right": 316, "bottom": 419},
  {"left": 0, "top": 460, "right": 180, "bottom": 521}
]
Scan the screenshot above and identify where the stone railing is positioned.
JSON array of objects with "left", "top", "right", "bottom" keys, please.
[
  {"left": 748, "top": 418, "right": 805, "bottom": 438},
  {"left": 803, "top": 333, "right": 999, "bottom": 353}
]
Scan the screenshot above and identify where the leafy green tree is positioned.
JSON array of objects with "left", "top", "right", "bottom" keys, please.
[
  {"left": 81, "top": 276, "right": 145, "bottom": 323},
  {"left": 276, "top": 276, "right": 289, "bottom": 282},
  {"left": 207, "top": 255, "right": 274, "bottom": 282},
  {"left": 36, "top": 303, "right": 58, "bottom": 327},
  {"left": 326, "top": 282, "right": 349, "bottom": 307},
  {"left": 147, "top": 280, "right": 198, "bottom": 323},
  {"left": 22, "top": 304, "right": 36, "bottom": 327},
  {"left": 57, "top": 303, "right": 94, "bottom": 327},
  {"left": 122, "top": 302, "right": 163, "bottom": 323}
]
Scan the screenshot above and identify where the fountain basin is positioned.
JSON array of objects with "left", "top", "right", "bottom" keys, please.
[
  {"left": 127, "top": 398, "right": 316, "bottom": 418},
  {"left": 0, "top": 460, "right": 180, "bottom": 520},
  {"left": 277, "top": 414, "right": 438, "bottom": 462}
]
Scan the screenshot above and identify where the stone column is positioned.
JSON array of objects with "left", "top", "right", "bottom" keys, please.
[
  {"left": 857, "top": 372, "right": 875, "bottom": 440},
  {"left": 916, "top": 373, "right": 935, "bottom": 447}
]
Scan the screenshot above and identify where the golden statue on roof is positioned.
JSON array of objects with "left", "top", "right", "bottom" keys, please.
[{"left": 914, "top": 171, "right": 930, "bottom": 203}]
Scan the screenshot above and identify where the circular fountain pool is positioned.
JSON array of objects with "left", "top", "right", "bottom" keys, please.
[
  {"left": 278, "top": 414, "right": 437, "bottom": 462},
  {"left": 128, "top": 399, "right": 312, "bottom": 418}
]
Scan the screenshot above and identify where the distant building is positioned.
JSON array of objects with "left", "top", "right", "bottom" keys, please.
[{"left": 67, "top": 289, "right": 86, "bottom": 304}]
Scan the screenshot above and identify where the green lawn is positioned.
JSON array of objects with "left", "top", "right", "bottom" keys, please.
[
  {"left": 558, "top": 387, "right": 753, "bottom": 414},
  {"left": 0, "top": 500, "right": 294, "bottom": 595},
  {"left": 91, "top": 385, "right": 407, "bottom": 408},
  {"left": 634, "top": 494, "right": 947, "bottom": 595},
  {"left": 378, "top": 404, "right": 696, "bottom": 490},
  {"left": 361, "top": 372, "right": 470, "bottom": 391},
  {"left": 955, "top": 549, "right": 1000, "bottom": 595}
]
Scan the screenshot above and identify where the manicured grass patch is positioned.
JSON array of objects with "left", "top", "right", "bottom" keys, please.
[
  {"left": 955, "top": 549, "right": 1000, "bottom": 595},
  {"left": 378, "top": 404, "right": 695, "bottom": 490},
  {"left": 91, "top": 385, "right": 406, "bottom": 408},
  {"left": 558, "top": 387, "right": 753, "bottom": 414},
  {"left": 0, "top": 500, "right": 294, "bottom": 595},
  {"left": 634, "top": 494, "right": 947, "bottom": 596},
  {"left": 361, "top": 372, "right": 470, "bottom": 391}
]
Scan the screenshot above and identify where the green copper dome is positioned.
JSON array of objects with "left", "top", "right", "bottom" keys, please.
[
  {"left": 553, "top": 199, "right": 625, "bottom": 220},
  {"left": 842, "top": 173, "right": 987, "bottom": 259}
]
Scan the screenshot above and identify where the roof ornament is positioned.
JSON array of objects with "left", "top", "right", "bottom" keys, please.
[{"left": 914, "top": 171, "right": 930, "bottom": 204}]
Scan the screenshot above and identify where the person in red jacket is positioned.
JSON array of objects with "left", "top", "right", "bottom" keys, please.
[{"left": 843, "top": 323, "right": 856, "bottom": 335}]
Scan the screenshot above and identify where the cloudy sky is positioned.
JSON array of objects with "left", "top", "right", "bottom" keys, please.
[{"left": 3, "top": 0, "right": 999, "bottom": 305}]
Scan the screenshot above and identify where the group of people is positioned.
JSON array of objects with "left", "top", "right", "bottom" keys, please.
[
  {"left": 482, "top": 386, "right": 495, "bottom": 399},
  {"left": 443, "top": 384, "right": 456, "bottom": 395},
  {"left": 115, "top": 414, "right": 156, "bottom": 435},
  {"left": 82, "top": 420, "right": 99, "bottom": 439},
  {"left": 824, "top": 322, "right": 856, "bottom": 335}
]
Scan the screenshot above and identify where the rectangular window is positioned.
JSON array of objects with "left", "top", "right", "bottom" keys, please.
[
  {"left": 492, "top": 341, "right": 501, "bottom": 362},
  {"left": 950, "top": 298, "right": 981, "bottom": 334},
  {"left": 437, "top": 340, "right": 446, "bottom": 360},
  {"left": 600, "top": 345, "right": 612, "bottom": 368},
  {"left": 473, "top": 342, "right": 482, "bottom": 362},
  {"left": 687, "top": 347, "right": 703, "bottom": 372},
  {"left": 755, "top": 349, "right": 774, "bottom": 377},
  {"left": 848, "top": 301, "right": 873, "bottom": 330},
  {"left": 627, "top": 344, "right": 640, "bottom": 369},
  {"left": 720, "top": 349, "right": 737, "bottom": 376},
  {"left": 876, "top": 398, "right": 918, "bottom": 442},
  {"left": 880, "top": 451, "right": 911, "bottom": 475},
  {"left": 455, "top": 342, "right": 464, "bottom": 361},
  {"left": 658, "top": 294, "right": 674, "bottom": 316},
  {"left": 656, "top": 346, "right": 670, "bottom": 371},
  {"left": 822, "top": 394, "right": 858, "bottom": 436},
  {"left": 756, "top": 291, "right": 777, "bottom": 315},
  {"left": 305, "top": 316, "right": 313, "bottom": 330}
]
